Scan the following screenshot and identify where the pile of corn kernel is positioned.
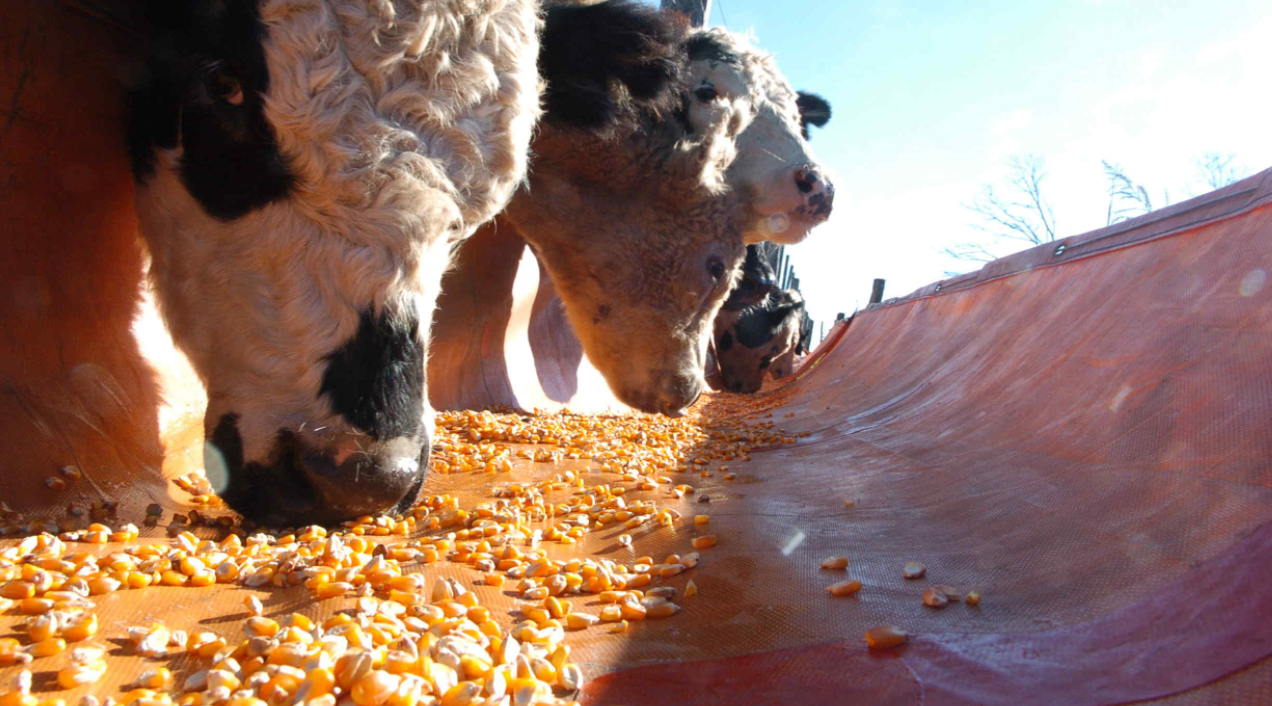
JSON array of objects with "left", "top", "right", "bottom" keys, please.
[{"left": 0, "top": 405, "right": 801, "bottom": 706}]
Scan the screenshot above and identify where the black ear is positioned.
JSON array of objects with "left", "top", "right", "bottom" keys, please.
[
  {"left": 766, "top": 290, "right": 804, "bottom": 326},
  {"left": 540, "top": 0, "right": 687, "bottom": 130},
  {"left": 796, "top": 91, "right": 831, "bottom": 139}
]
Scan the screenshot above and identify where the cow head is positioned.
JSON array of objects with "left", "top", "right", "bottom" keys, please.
[
  {"left": 502, "top": 119, "right": 746, "bottom": 416},
  {"left": 127, "top": 0, "right": 541, "bottom": 525},
  {"left": 715, "top": 289, "right": 806, "bottom": 393},
  {"left": 498, "top": 1, "right": 747, "bottom": 417},
  {"left": 682, "top": 30, "right": 834, "bottom": 244}
]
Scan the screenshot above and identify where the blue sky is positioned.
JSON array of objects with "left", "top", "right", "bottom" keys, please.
[{"left": 656, "top": 0, "right": 1272, "bottom": 332}]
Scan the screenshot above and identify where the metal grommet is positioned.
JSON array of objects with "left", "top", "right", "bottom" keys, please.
[
  {"left": 934, "top": 284, "right": 942, "bottom": 292},
  {"left": 1054, "top": 244, "right": 1067, "bottom": 256}
]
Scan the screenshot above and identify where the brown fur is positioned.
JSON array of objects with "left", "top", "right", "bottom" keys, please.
[{"left": 501, "top": 113, "right": 746, "bottom": 414}]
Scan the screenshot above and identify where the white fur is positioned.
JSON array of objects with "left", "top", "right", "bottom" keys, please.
[{"left": 136, "top": 0, "right": 540, "bottom": 460}]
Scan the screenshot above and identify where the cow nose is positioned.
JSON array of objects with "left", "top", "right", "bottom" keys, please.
[
  {"left": 297, "top": 434, "right": 427, "bottom": 524},
  {"left": 794, "top": 166, "right": 834, "bottom": 219},
  {"left": 658, "top": 374, "right": 703, "bottom": 416}
]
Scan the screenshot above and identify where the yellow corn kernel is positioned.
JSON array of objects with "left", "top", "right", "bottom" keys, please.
[
  {"left": 57, "top": 661, "right": 106, "bottom": 689},
  {"left": 19, "top": 598, "right": 53, "bottom": 615},
  {"left": 685, "top": 580, "right": 698, "bottom": 598},
  {"left": 902, "top": 562, "right": 926, "bottom": 580},
  {"left": 159, "top": 571, "right": 188, "bottom": 587},
  {"left": 245, "top": 617, "right": 279, "bottom": 638},
  {"left": 27, "top": 614, "right": 57, "bottom": 642},
  {"left": 598, "top": 605, "right": 622, "bottom": 622},
  {"left": 693, "top": 515, "right": 710, "bottom": 526},
  {"left": 820, "top": 556, "right": 848, "bottom": 571},
  {"left": 827, "top": 580, "right": 862, "bottom": 597},
  {"left": 612, "top": 620, "right": 629, "bottom": 634},
  {"left": 691, "top": 536, "right": 717, "bottom": 550},
  {"left": 865, "top": 625, "right": 908, "bottom": 651},
  {"left": 62, "top": 613, "right": 98, "bottom": 642},
  {"left": 351, "top": 670, "right": 400, "bottom": 706},
  {"left": 29, "top": 637, "right": 66, "bottom": 657},
  {"left": 565, "top": 613, "right": 599, "bottom": 630},
  {"left": 293, "top": 667, "right": 335, "bottom": 702},
  {"left": 135, "top": 668, "right": 171, "bottom": 689},
  {"left": 965, "top": 591, "right": 982, "bottom": 606},
  {"left": 921, "top": 587, "right": 949, "bottom": 608},
  {"left": 2, "top": 581, "right": 36, "bottom": 600},
  {"left": 317, "top": 582, "right": 352, "bottom": 599},
  {"left": 646, "top": 602, "right": 680, "bottom": 619}
]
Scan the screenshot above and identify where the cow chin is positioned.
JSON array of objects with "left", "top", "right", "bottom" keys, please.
[{"left": 205, "top": 414, "right": 427, "bottom": 527}]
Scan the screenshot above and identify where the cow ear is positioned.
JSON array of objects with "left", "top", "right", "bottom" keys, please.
[{"left": 796, "top": 91, "right": 831, "bottom": 139}]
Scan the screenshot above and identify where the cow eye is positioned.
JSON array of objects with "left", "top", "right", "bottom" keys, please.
[
  {"left": 208, "top": 66, "right": 244, "bottom": 106},
  {"left": 694, "top": 85, "right": 718, "bottom": 102},
  {"left": 706, "top": 257, "right": 725, "bottom": 282}
]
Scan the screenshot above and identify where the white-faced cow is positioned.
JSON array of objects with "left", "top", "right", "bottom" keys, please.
[
  {"left": 714, "top": 289, "right": 806, "bottom": 394},
  {"left": 682, "top": 30, "right": 834, "bottom": 243}
]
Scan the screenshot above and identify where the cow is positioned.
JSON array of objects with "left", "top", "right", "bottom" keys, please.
[
  {"left": 704, "top": 244, "right": 776, "bottom": 390},
  {"left": 714, "top": 289, "right": 806, "bottom": 394}
]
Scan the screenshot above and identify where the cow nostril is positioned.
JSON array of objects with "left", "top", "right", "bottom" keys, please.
[{"left": 794, "top": 167, "right": 818, "bottom": 194}]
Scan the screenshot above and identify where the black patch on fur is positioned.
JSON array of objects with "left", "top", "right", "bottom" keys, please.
[
  {"left": 127, "top": 0, "right": 294, "bottom": 220},
  {"left": 320, "top": 306, "right": 425, "bottom": 441},
  {"left": 684, "top": 33, "right": 740, "bottom": 65},
  {"left": 540, "top": 0, "right": 687, "bottom": 130},
  {"left": 759, "top": 355, "right": 771, "bottom": 370},
  {"left": 795, "top": 91, "right": 832, "bottom": 140},
  {"left": 593, "top": 304, "right": 612, "bottom": 325},
  {"left": 733, "top": 290, "right": 805, "bottom": 349},
  {"left": 209, "top": 413, "right": 246, "bottom": 473},
  {"left": 722, "top": 244, "right": 776, "bottom": 310},
  {"left": 717, "top": 330, "right": 734, "bottom": 352}
]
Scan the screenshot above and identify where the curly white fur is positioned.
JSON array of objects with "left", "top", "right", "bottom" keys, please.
[{"left": 136, "top": 0, "right": 540, "bottom": 461}]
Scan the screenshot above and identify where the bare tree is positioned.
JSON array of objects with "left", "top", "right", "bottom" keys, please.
[
  {"left": 1103, "top": 161, "right": 1156, "bottom": 225},
  {"left": 942, "top": 155, "right": 1057, "bottom": 270},
  {"left": 1196, "top": 152, "right": 1245, "bottom": 190}
]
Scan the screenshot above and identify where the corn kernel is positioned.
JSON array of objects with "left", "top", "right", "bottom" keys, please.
[
  {"left": 865, "top": 625, "right": 908, "bottom": 651},
  {"left": 820, "top": 556, "right": 848, "bottom": 570},
  {"left": 827, "top": 580, "right": 862, "bottom": 597}
]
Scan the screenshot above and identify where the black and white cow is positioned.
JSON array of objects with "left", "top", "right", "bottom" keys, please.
[
  {"left": 714, "top": 288, "right": 806, "bottom": 393},
  {"left": 704, "top": 244, "right": 775, "bottom": 389}
]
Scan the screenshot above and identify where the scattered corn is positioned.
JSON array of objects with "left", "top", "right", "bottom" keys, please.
[{"left": 820, "top": 556, "right": 848, "bottom": 570}]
